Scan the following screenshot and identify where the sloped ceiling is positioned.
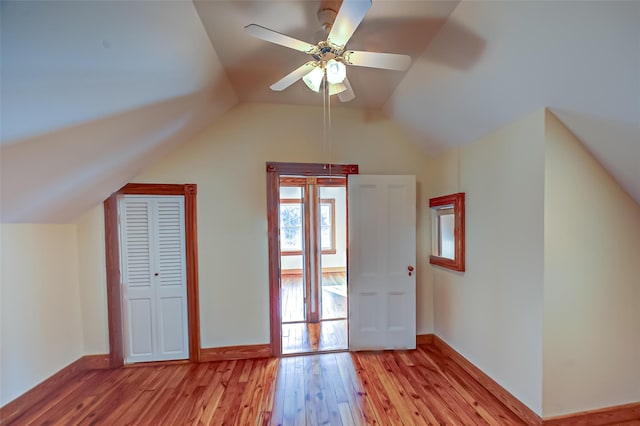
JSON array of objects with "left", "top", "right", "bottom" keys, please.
[
  {"left": 2, "top": 0, "right": 638, "bottom": 224},
  {"left": 0, "top": 0, "right": 238, "bottom": 223},
  {"left": 386, "top": 0, "right": 640, "bottom": 202},
  {"left": 193, "top": 0, "right": 462, "bottom": 108}
]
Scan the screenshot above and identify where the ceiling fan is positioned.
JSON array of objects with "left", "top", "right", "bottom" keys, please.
[{"left": 245, "top": 0, "right": 411, "bottom": 102}]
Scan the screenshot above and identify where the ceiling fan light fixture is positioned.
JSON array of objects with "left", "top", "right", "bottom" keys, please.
[
  {"left": 326, "top": 59, "right": 346, "bottom": 84},
  {"left": 328, "top": 82, "right": 347, "bottom": 95},
  {"left": 302, "top": 66, "right": 324, "bottom": 92}
]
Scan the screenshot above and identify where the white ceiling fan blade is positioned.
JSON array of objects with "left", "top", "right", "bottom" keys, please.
[
  {"left": 245, "top": 24, "right": 316, "bottom": 54},
  {"left": 344, "top": 50, "right": 411, "bottom": 71},
  {"left": 270, "top": 62, "right": 318, "bottom": 91},
  {"left": 338, "top": 77, "right": 355, "bottom": 102},
  {"left": 327, "top": 0, "right": 372, "bottom": 49}
]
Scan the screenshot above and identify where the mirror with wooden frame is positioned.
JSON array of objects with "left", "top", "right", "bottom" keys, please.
[{"left": 429, "top": 192, "right": 465, "bottom": 272}]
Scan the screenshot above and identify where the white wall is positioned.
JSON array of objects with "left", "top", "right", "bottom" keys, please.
[
  {"left": 124, "top": 103, "right": 433, "bottom": 347},
  {"left": 0, "top": 224, "right": 84, "bottom": 406},
  {"left": 430, "top": 110, "right": 545, "bottom": 414},
  {"left": 543, "top": 111, "right": 640, "bottom": 416}
]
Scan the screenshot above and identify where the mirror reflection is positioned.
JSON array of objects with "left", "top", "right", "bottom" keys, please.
[
  {"left": 434, "top": 205, "right": 455, "bottom": 259},
  {"left": 429, "top": 192, "right": 465, "bottom": 272}
]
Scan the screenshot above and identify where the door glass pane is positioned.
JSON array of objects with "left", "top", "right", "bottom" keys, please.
[
  {"left": 280, "top": 185, "right": 305, "bottom": 323},
  {"left": 319, "top": 185, "right": 347, "bottom": 320}
]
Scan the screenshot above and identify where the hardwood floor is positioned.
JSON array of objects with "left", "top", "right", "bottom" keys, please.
[
  {"left": 5, "top": 344, "right": 534, "bottom": 425},
  {"left": 282, "top": 320, "right": 348, "bottom": 354},
  {"left": 281, "top": 273, "right": 347, "bottom": 323},
  {"left": 281, "top": 272, "right": 348, "bottom": 355}
]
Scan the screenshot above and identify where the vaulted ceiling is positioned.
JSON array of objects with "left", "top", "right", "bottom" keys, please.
[{"left": 1, "top": 0, "right": 638, "bottom": 223}]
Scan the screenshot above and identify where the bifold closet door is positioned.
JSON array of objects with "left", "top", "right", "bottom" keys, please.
[{"left": 119, "top": 195, "right": 189, "bottom": 364}]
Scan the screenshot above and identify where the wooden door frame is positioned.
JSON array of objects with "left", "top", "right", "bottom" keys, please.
[
  {"left": 104, "top": 183, "right": 201, "bottom": 368},
  {"left": 266, "top": 162, "right": 358, "bottom": 356}
]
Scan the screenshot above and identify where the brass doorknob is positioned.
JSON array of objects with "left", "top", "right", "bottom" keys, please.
[{"left": 408, "top": 265, "right": 414, "bottom": 276}]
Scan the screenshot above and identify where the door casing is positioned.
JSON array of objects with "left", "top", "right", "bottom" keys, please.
[{"left": 104, "top": 183, "right": 201, "bottom": 367}]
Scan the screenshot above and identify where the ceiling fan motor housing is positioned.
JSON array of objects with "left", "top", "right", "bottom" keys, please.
[{"left": 312, "top": 42, "right": 343, "bottom": 63}]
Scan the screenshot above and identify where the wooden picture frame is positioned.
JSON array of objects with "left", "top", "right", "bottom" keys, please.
[{"left": 429, "top": 192, "right": 465, "bottom": 272}]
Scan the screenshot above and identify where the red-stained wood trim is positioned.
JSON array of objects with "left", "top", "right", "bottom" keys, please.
[
  {"left": 542, "top": 402, "right": 640, "bottom": 425},
  {"left": 80, "top": 354, "right": 111, "bottom": 370},
  {"left": 124, "top": 359, "right": 191, "bottom": 369},
  {"left": 118, "top": 183, "right": 186, "bottom": 195},
  {"left": 103, "top": 195, "right": 124, "bottom": 368},
  {"left": 0, "top": 355, "right": 110, "bottom": 424},
  {"left": 184, "top": 184, "right": 201, "bottom": 362},
  {"left": 303, "top": 181, "right": 314, "bottom": 323},
  {"left": 416, "top": 334, "right": 434, "bottom": 345},
  {"left": 309, "top": 181, "right": 320, "bottom": 323},
  {"left": 266, "top": 162, "right": 358, "bottom": 356},
  {"left": 199, "top": 344, "right": 272, "bottom": 363},
  {"left": 104, "top": 183, "right": 201, "bottom": 367},
  {"left": 266, "top": 170, "right": 282, "bottom": 357},
  {"left": 429, "top": 192, "right": 465, "bottom": 272},
  {"left": 266, "top": 162, "right": 358, "bottom": 176},
  {"left": 280, "top": 176, "right": 347, "bottom": 187},
  {"left": 433, "top": 335, "right": 542, "bottom": 426}
]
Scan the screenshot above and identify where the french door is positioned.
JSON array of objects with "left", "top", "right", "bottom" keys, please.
[
  {"left": 279, "top": 176, "right": 348, "bottom": 354},
  {"left": 267, "top": 163, "right": 416, "bottom": 356},
  {"left": 119, "top": 195, "right": 190, "bottom": 363}
]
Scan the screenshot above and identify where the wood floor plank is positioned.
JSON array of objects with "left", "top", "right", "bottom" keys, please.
[
  {"left": 304, "top": 355, "right": 331, "bottom": 426},
  {"left": 186, "top": 360, "right": 230, "bottom": 425},
  {"left": 421, "top": 344, "right": 524, "bottom": 425},
  {"left": 6, "top": 345, "right": 539, "bottom": 426},
  {"left": 333, "top": 353, "right": 372, "bottom": 425},
  {"left": 382, "top": 351, "right": 441, "bottom": 425}
]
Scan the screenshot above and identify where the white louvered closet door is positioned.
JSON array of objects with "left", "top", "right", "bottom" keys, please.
[{"left": 119, "top": 196, "right": 189, "bottom": 364}]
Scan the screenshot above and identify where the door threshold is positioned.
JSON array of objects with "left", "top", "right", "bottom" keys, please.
[
  {"left": 124, "top": 359, "right": 191, "bottom": 368},
  {"left": 281, "top": 348, "right": 349, "bottom": 358}
]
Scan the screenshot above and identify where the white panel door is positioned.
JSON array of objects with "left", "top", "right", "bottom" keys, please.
[
  {"left": 348, "top": 175, "right": 416, "bottom": 350},
  {"left": 120, "top": 196, "right": 189, "bottom": 363}
]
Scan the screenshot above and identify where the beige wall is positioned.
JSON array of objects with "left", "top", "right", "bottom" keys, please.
[
  {"left": 127, "top": 103, "right": 434, "bottom": 348},
  {"left": 76, "top": 207, "right": 109, "bottom": 354},
  {"left": 3, "top": 103, "right": 639, "bottom": 416},
  {"left": 543, "top": 111, "right": 640, "bottom": 416},
  {"left": 0, "top": 224, "right": 84, "bottom": 406},
  {"left": 430, "top": 110, "right": 546, "bottom": 414}
]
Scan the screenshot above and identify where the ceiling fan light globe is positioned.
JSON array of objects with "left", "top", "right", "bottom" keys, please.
[
  {"left": 326, "top": 59, "right": 346, "bottom": 84},
  {"left": 302, "top": 67, "right": 324, "bottom": 92}
]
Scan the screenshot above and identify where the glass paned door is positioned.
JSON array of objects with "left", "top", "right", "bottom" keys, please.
[
  {"left": 279, "top": 176, "right": 348, "bottom": 354},
  {"left": 319, "top": 186, "right": 347, "bottom": 321},
  {"left": 279, "top": 185, "right": 305, "bottom": 323}
]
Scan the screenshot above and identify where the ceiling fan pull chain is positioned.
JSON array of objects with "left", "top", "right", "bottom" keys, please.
[{"left": 328, "top": 76, "right": 333, "bottom": 177}]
